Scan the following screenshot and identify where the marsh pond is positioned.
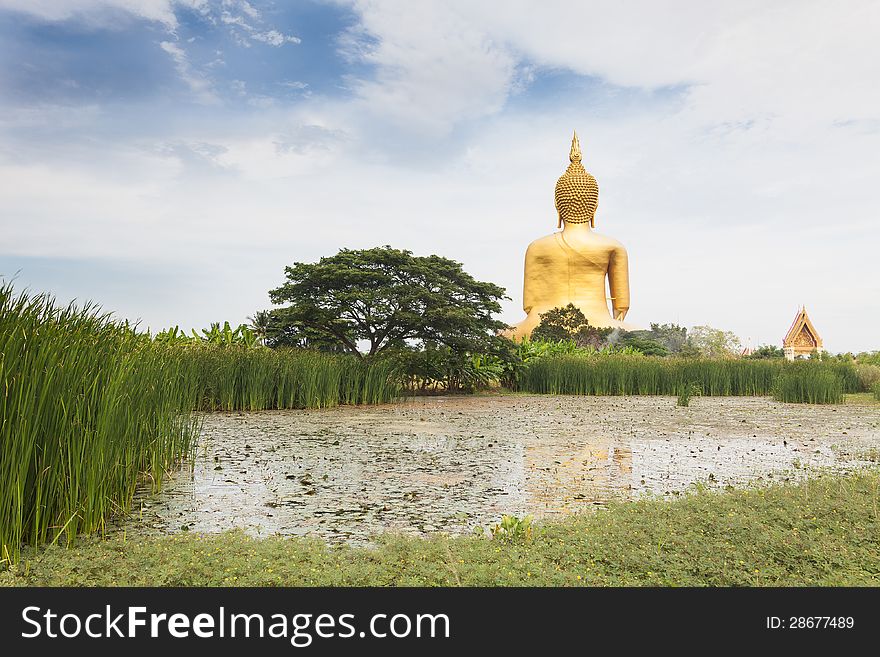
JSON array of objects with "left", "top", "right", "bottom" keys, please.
[{"left": 123, "top": 395, "right": 880, "bottom": 544}]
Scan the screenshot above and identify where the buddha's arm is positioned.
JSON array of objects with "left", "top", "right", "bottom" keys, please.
[
  {"left": 522, "top": 246, "right": 536, "bottom": 314},
  {"left": 608, "top": 244, "right": 630, "bottom": 321}
]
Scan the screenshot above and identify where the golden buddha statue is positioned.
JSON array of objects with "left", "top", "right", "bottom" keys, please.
[{"left": 509, "top": 132, "right": 632, "bottom": 340}]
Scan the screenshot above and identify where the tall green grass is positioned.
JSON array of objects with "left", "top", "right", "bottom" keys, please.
[
  {"left": 0, "top": 284, "right": 199, "bottom": 563},
  {"left": 184, "top": 346, "right": 400, "bottom": 411},
  {"left": 0, "top": 284, "right": 400, "bottom": 562},
  {"left": 517, "top": 354, "right": 858, "bottom": 403},
  {"left": 518, "top": 355, "right": 782, "bottom": 396},
  {"left": 772, "top": 363, "right": 843, "bottom": 404}
]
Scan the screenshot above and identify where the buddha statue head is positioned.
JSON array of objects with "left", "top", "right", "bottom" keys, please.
[{"left": 554, "top": 131, "right": 599, "bottom": 228}]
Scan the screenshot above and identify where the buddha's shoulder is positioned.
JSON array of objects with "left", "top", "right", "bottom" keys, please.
[
  {"left": 526, "top": 231, "right": 628, "bottom": 253},
  {"left": 525, "top": 233, "right": 560, "bottom": 252},
  {"left": 591, "top": 231, "right": 628, "bottom": 250}
]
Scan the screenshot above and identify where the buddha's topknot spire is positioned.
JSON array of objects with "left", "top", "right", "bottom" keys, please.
[
  {"left": 555, "top": 130, "right": 598, "bottom": 227},
  {"left": 569, "top": 130, "right": 582, "bottom": 163}
]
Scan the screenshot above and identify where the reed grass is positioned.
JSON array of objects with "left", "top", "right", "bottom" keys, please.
[
  {"left": 771, "top": 364, "right": 844, "bottom": 404},
  {"left": 824, "top": 360, "right": 862, "bottom": 394},
  {"left": 183, "top": 346, "right": 400, "bottom": 411},
  {"left": 0, "top": 284, "right": 199, "bottom": 563},
  {"left": 0, "top": 284, "right": 400, "bottom": 563},
  {"left": 518, "top": 355, "right": 782, "bottom": 396},
  {"left": 873, "top": 382, "right": 880, "bottom": 402},
  {"left": 518, "top": 354, "right": 857, "bottom": 403},
  {"left": 676, "top": 382, "right": 700, "bottom": 407}
]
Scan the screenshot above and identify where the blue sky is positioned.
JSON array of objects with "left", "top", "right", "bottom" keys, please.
[{"left": 1, "top": 0, "right": 878, "bottom": 351}]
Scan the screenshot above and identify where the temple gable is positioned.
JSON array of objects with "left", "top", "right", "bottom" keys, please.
[{"left": 782, "top": 307, "right": 823, "bottom": 360}]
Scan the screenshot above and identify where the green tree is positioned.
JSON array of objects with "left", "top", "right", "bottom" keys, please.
[
  {"left": 687, "top": 325, "right": 743, "bottom": 359},
  {"left": 675, "top": 342, "right": 702, "bottom": 359},
  {"left": 263, "top": 312, "right": 347, "bottom": 352},
  {"left": 618, "top": 323, "right": 686, "bottom": 356},
  {"left": 268, "top": 246, "right": 508, "bottom": 358},
  {"left": 855, "top": 351, "right": 880, "bottom": 366},
  {"left": 622, "top": 336, "right": 669, "bottom": 356},
  {"left": 530, "top": 304, "right": 612, "bottom": 348},
  {"left": 746, "top": 344, "right": 785, "bottom": 359},
  {"left": 647, "top": 323, "right": 688, "bottom": 353},
  {"left": 247, "top": 310, "right": 272, "bottom": 346}
]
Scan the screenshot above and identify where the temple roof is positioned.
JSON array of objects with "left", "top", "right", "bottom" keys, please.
[{"left": 782, "top": 307, "right": 823, "bottom": 348}]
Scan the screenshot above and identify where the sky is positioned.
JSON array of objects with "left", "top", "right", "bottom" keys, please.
[{"left": 0, "top": 0, "right": 878, "bottom": 352}]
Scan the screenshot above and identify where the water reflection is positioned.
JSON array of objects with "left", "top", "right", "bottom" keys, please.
[{"left": 123, "top": 395, "right": 879, "bottom": 544}]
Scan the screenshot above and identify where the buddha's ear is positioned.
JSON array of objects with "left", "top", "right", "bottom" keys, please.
[{"left": 557, "top": 210, "right": 562, "bottom": 229}]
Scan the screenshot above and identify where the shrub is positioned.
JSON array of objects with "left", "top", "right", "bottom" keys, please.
[{"left": 855, "top": 364, "right": 880, "bottom": 392}]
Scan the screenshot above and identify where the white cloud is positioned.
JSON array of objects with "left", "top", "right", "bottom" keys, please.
[
  {"left": 0, "top": 0, "right": 183, "bottom": 29},
  {"left": 231, "top": 0, "right": 260, "bottom": 20},
  {"left": 340, "top": 0, "right": 880, "bottom": 135},
  {"left": 0, "top": 0, "right": 301, "bottom": 47},
  {"left": 159, "top": 40, "right": 217, "bottom": 102},
  {"left": 2, "top": 1, "right": 880, "bottom": 351},
  {"left": 220, "top": 6, "right": 301, "bottom": 47},
  {"left": 251, "top": 29, "right": 301, "bottom": 46},
  {"left": 339, "top": 1, "right": 517, "bottom": 135}
]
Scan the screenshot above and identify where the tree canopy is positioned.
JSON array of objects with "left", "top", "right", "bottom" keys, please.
[
  {"left": 687, "top": 325, "right": 743, "bottom": 359},
  {"left": 268, "top": 246, "right": 508, "bottom": 358},
  {"left": 530, "top": 304, "right": 612, "bottom": 348},
  {"left": 620, "top": 336, "right": 669, "bottom": 356},
  {"left": 618, "top": 322, "right": 687, "bottom": 356},
  {"left": 745, "top": 344, "right": 785, "bottom": 359}
]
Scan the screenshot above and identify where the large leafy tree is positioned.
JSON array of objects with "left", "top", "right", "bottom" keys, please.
[
  {"left": 687, "top": 325, "right": 742, "bottom": 359},
  {"left": 621, "top": 336, "right": 669, "bottom": 356},
  {"left": 530, "top": 303, "right": 612, "bottom": 348},
  {"left": 268, "top": 246, "right": 509, "bottom": 358},
  {"left": 618, "top": 322, "right": 687, "bottom": 356},
  {"left": 647, "top": 323, "right": 688, "bottom": 353}
]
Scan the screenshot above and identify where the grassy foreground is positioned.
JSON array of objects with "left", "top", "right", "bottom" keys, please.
[{"left": 4, "top": 469, "right": 879, "bottom": 587}]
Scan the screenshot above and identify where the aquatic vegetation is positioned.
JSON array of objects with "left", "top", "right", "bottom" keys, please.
[
  {"left": 498, "top": 337, "right": 641, "bottom": 389},
  {"left": 0, "top": 284, "right": 400, "bottom": 562},
  {"left": 0, "top": 283, "right": 199, "bottom": 563},
  {"left": 517, "top": 354, "right": 859, "bottom": 403},
  {"left": 772, "top": 364, "right": 844, "bottom": 404},
  {"left": 676, "top": 382, "right": 701, "bottom": 407},
  {"left": 518, "top": 354, "right": 782, "bottom": 396},
  {"left": 182, "top": 346, "right": 399, "bottom": 411}
]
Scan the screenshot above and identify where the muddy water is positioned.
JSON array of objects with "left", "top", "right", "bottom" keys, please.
[{"left": 124, "top": 395, "right": 880, "bottom": 544}]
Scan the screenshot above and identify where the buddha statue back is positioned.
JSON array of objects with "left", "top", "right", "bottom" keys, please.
[{"left": 509, "top": 132, "right": 633, "bottom": 340}]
